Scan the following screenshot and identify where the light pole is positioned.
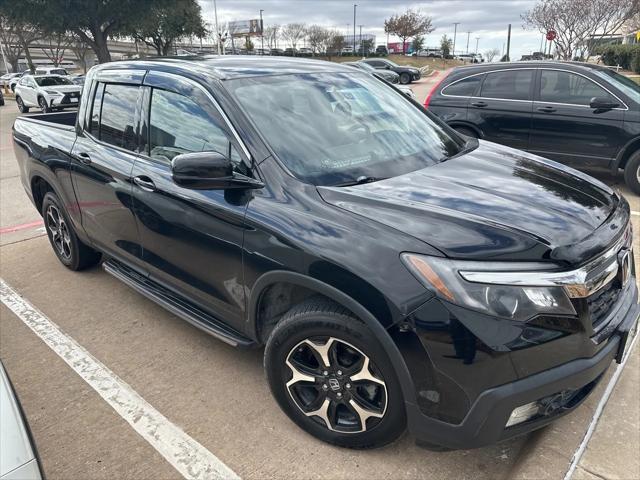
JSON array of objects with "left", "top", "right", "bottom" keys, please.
[
  {"left": 475, "top": 37, "right": 480, "bottom": 55},
  {"left": 358, "top": 25, "right": 363, "bottom": 56},
  {"left": 213, "top": 0, "right": 221, "bottom": 55},
  {"left": 466, "top": 31, "right": 471, "bottom": 54},
  {"left": 260, "top": 9, "right": 264, "bottom": 54},
  {"left": 353, "top": 5, "right": 357, "bottom": 54},
  {"left": 452, "top": 22, "right": 460, "bottom": 57}
]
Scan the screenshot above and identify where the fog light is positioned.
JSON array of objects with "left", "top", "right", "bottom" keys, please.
[{"left": 506, "top": 402, "right": 540, "bottom": 427}]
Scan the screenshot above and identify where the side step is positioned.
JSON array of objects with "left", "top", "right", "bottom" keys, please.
[{"left": 103, "top": 259, "right": 257, "bottom": 348}]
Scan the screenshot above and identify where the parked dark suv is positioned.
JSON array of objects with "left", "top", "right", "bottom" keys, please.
[
  {"left": 12, "top": 57, "right": 638, "bottom": 451},
  {"left": 362, "top": 58, "right": 421, "bottom": 84},
  {"left": 424, "top": 62, "right": 640, "bottom": 194}
]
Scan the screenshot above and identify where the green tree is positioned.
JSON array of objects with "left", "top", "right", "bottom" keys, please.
[
  {"left": 360, "top": 38, "right": 374, "bottom": 56},
  {"left": 384, "top": 9, "right": 434, "bottom": 54},
  {"left": 128, "top": 0, "right": 207, "bottom": 56},
  {"left": 7, "top": 0, "right": 161, "bottom": 63},
  {"left": 325, "top": 32, "right": 345, "bottom": 60},
  {"left": 412, "top": 35, "right": 425, "bottom": 53},
  {"left": 440, "top": 34, "right": 453, "bottom": 57}
]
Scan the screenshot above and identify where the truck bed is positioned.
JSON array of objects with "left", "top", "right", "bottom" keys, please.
[{"left": 17, "top": 110, "right": 77, "bottom": 129}]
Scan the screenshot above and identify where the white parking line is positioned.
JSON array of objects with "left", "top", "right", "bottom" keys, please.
[
  {"left": 0, "top": 279, "right": 240, "bottom": 480},
  {"left": 631, "top": 211, "right": 639, "bottom": 217}
]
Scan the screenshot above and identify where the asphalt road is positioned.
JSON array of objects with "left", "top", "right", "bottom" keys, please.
[{"left": 0, "top": 94, "right": 638, "bottom": 480}]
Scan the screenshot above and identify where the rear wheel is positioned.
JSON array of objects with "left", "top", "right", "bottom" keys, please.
[
  {"left": 42, "top": 192, "right": 101, "bottom": 270},
  {"left": 453, "top": 126, "right": 478, "bottom": 138},
  {"left": 16, "top": 96, "right": 29, "bottom": 113},
  {"left": 399, "top": 72, "right": 411, "bottom": 84},
  {"left": 623, "top": 150, "right": 640, "bottom": 195},
  {"left": 264, "top": 297, "right": 406, "bottom": 449}
]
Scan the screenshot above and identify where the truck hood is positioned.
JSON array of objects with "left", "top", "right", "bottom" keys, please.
[{"left": 318, "top": 141, "right": 627, "bottom": 265}]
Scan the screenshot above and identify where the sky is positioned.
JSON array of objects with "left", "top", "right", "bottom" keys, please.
[{"left": 197, "top": 0, "right": 548, "bottom": 60}]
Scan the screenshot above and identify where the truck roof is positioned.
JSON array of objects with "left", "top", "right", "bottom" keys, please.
[{"left": 92, "top": 55, "right": 357, "bottom": 81}]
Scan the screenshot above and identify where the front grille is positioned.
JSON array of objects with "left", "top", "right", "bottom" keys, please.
[{"left": 586, "top": 278, "right": 622, "bottom": 329}]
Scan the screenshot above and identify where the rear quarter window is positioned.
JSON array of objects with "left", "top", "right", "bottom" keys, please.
[{"left": 441, "top": 75, "right": 482, "bottom": 97}]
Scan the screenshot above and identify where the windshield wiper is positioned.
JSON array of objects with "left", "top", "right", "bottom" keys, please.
[{"left": 333, "top": 176, "right": 387, "bottom": 187}]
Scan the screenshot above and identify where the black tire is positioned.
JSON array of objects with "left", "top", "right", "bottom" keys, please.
[
  {"left": 453, "top": 126, "right": 478, "bottom": 138},
  {"left": 623, "top": 150, "right": 640, "bottom": 196},
  {"left": 42, "top": 192, "right": 101, "bottom": 270},
  {"left": 399, "top": 72, "right": 411, "bottom": 85},
  {"left": 16, "top": 96, "right": 29, "bottom": 113},
  {"left": 264, "top": 296, "right": 406, "bottom": 449},
  {"left": 38, "top": 96, "right": 50, "bottom": 113}
]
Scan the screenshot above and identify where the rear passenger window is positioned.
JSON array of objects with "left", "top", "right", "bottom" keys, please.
[
  {"left": 539, "top": 70, "right": 614, "bottom": 105},
  {"left": 480, "top": 70, "right": 533, "bottom": 100},
  {"left": 148, "top": 88, "right": 232, "bottom": 162},
  {"left": 442, "top": 75, "right": 482, "bottom": 97},
  {"left": 99, "top": 84, "right": 140, "bottom": 151}
]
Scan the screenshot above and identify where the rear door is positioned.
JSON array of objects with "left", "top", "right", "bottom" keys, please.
[
  {"left": 71, "top": 71, "right": 146, "bottom": 270},
  {"left": 529, "top": 68, "right": 626, "bottom": 168},
  {"left": 130, "top": 72, "right": 253, "bottom": 329},
  {"left": 467, "top": 68, "right": 535, "bottom": 149},
  {"left": 431, "top": 73, "right": 484, "bottom": 124}
]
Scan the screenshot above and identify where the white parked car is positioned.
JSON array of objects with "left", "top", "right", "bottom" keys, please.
[
  {"left": 8, "top": 71, "right": 30, "bottom": 92},
  {"left": 34, "top": 66, "right": 70, "bottom": 76},
  {"left": 14, "top": 75, "right": 82, "bottom": 113}
]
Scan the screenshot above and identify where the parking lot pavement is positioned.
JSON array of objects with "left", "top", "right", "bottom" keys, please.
[{"left": 1, "top": 100, "right": 639, "bottom": 479}]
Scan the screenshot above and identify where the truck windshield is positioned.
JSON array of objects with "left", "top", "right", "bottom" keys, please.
[
  {"left": 35, "top": 76, "right": 73, "bottom": 87},
  {"left": 230, "top": 72, "right": 464, "bottom": 186}
]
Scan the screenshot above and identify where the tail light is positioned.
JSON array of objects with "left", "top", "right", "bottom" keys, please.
[{"left": 423, "top": 71, "right": 450, "bottom": 108}]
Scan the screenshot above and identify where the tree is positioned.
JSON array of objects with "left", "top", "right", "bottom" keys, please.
[
  {"left": 440, "top": 34, "right": 453, "bottom": 57},
  {"left": 41, "top": 32, "right": 73, "bottom": 67},
  {"left": 522, "top": 0, "right": 639, "bottom": 60},
  {"left": 412, "top": 35, "right": 425, "bottom": 53},
  {"left": 0, "top": 14, "right": 25, "bottom": 72},
  {"left": 128, "top": 0, "right": 207, "bottom": 56},
  {"left": 384, "top": 9, "right": 434, "bottom": 54},
  {"left": 360, "top": 38, "right": 374, "bottom": 56},
  {"left": 244, "top": 37, "right": 254, "bottom": 52},
  {"left": 484, "top": 48, "right": 501, "bottom": 62},
  {"left": 9, "top": 0, "right": 160, "bottom": 64},
  {"left": 281, "top": 23, "right": 306, "bottom": 51},
  {"left": 325, "top": 31, "right": 345, "bottom": 60},
  {"left": 0, "top": 8, "right": 41, "bottom": 72},
  {"left": 306, "top": 25, "right": 329, "bottom": 56},
  {"left": 69, "top": 37, "right": 91, "bottom": 73},
  {"left": 263, "top": 25, "right": 280, "bottom": 49}
]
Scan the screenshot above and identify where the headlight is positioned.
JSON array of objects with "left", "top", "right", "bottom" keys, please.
[
  {"left": 401, "top": 254, "right": 576, "bottom": 322},
  {"left": 44, "top": 90, "right": 61, "bottom": 95}
]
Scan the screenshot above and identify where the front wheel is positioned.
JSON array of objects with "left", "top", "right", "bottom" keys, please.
[
  {"left": 264, "top": 297, "right": 406, "bottom": 449},
  {"left": 623, "top": 150, "right": 640, "bottom": 196},
  {"left": 38, "top": 96, "right": 50, "bottom": 113}
]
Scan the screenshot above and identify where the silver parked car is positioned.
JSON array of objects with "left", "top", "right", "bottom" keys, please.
[{"left": 0, "top": 362, "right": 42, "bottom": 480}]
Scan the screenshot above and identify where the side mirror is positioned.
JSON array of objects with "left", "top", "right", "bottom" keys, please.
[
  {"left": 589, "top": 96, "right": 619, "bottom": 110},
  {"left": 171, "top": 151, "right": 263, "bottom": 190}
]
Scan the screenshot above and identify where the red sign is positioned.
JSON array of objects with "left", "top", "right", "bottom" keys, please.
[{"left": 546, "top": 30, "right": 557, "bottom": 41}]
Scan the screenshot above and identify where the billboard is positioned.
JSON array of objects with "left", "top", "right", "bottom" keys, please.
[{"left": 229, "top": 19, "right": 263, "bottom": 37}]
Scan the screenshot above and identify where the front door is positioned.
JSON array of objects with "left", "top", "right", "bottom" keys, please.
[
  {"left": 529, "top": 69, "right": 625, "bottom": 168},
  {"left": 71, "top": 80, "right": 145, "bottom": 269},
  {"left": 467, "top": 68, "right": 535, "bottom": 150},
  {"left": 130, "top": 74, "right": 253, "bottom": 330}
]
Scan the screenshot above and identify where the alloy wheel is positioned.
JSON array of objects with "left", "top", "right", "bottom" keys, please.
[
  {"left": 285, "top": 336, "right": 387, "bottom": 433},
  {"left": 39, "top": 97, "right": 48, "bottom": 113},
  {"left": 16, "top": 97, "right": 24, "bottom": 111},
  {"left": 46, "top": 204, "right": 72, "bottom": 260}
]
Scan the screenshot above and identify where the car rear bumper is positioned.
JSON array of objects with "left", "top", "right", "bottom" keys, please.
[{"left": 405, "top": 283, "right": 639, "bottom": 450}]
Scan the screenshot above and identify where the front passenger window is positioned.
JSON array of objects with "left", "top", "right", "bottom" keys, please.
[
  {"left": 149, "top": 88, "right": 235, "bottom": 164},
  {"left": 539, "top": 70, "right": 614, "bottom": 105}
]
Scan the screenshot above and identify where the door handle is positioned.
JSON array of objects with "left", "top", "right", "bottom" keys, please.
[
  {"left": 133, "top": 176, "right": 156, "bottom": 192},
  {"left": 470, "top": 101, "right": 487, "bottom": 108},
  {"left": 537, "top": 106, "right": 556, "bottom": 113},
  {"left": 77, "top": 152, "right": 92, "bottom": 165}
]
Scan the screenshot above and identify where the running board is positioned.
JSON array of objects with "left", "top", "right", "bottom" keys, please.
[{"left": 103, "top": 259, "right": 256, "bottom": 348}]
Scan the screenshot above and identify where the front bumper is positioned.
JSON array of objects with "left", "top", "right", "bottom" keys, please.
[
  {"left": 404, "top": 281, "right": 639, "bottom": 450},
  {"left": 49, "top": 94, "right": 80, "bottom": 108}
]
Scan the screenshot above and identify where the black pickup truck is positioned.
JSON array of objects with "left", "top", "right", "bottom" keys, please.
[{"left": 12, "top": 56, "right": 638, "bottom": 450}]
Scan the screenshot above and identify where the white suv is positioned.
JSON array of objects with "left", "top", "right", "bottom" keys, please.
[
  {"left": 14, "top": 75, "right": 82, "bottom": 113},
  {"left": 34, "top": 66, "right": 70, "bottom": 76}
]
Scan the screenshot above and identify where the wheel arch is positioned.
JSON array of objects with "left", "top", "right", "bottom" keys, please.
[
  {"left": 448, "top": 121, "right": 483, "bottom": 138},
  {"left": 249, "top": 270, "right": 417, "bottom": 404},
  {"left": 30, "top": 174, "right": 56, "bottom": 215},
  {"left": 611, "top": 136, "right": 640, "bottom": 174}
]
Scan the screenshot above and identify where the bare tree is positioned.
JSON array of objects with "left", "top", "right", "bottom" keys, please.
[
  {"left": 325, "top": 31, "right": 345, "bottom": 60},
  {"left": 281, "top": 23, "right": 306, "bottom": 51},
  {"left": 69, "top": 37, "right": 92, "bottom": 72},
  {"left": 41, "top": 32, "right": 73, "bottom": 67},
  {"left": 0, "top": 14, "right": 24, "bottom": 72},
  {"left": 0, "top": 12, "right": 41, "bottom": 72},
  {"left": 484, "top": 48, "right": 501, "bottom": 62},
  {"left": 523, "top": 0, "right": 639, "bottom": 60},
  {"left": 306, "top": 25, "right": 329, "bottom": 56},
  {"left": 263, "top": 25, "right": 280, "bottom": 49},
  {"left": 384, "top": 9, "right": 434, "bottom": 54}
]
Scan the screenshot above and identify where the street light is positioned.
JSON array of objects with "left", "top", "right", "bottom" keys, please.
[
  {"left": 475, "top": 37, "right": 480, "bottom": 55},
  {"left": 452, "top": 22, "right": 460, "bottom": 57},
  {"left": 213, "top": 0, "right": 221, "bottom": 55},
  {"left": 359, "top": 24, "right": 363, "bottom": 56},
  {"left": 353, "top": 5, "right": 357, "bottom": 54},
  {"left": 260, "top": 9, "right": 264, "bottom": 54},
  {"left": 466, "top": 31, "right": 471, "bottom": 54}
]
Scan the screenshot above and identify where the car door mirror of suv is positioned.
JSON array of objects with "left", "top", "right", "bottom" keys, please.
[
  {"left": 171, "top": 151, "right": 263, "bottom": 190},
  {"left": 589, "top": 97, "right": 620, "bottom": 110}
]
